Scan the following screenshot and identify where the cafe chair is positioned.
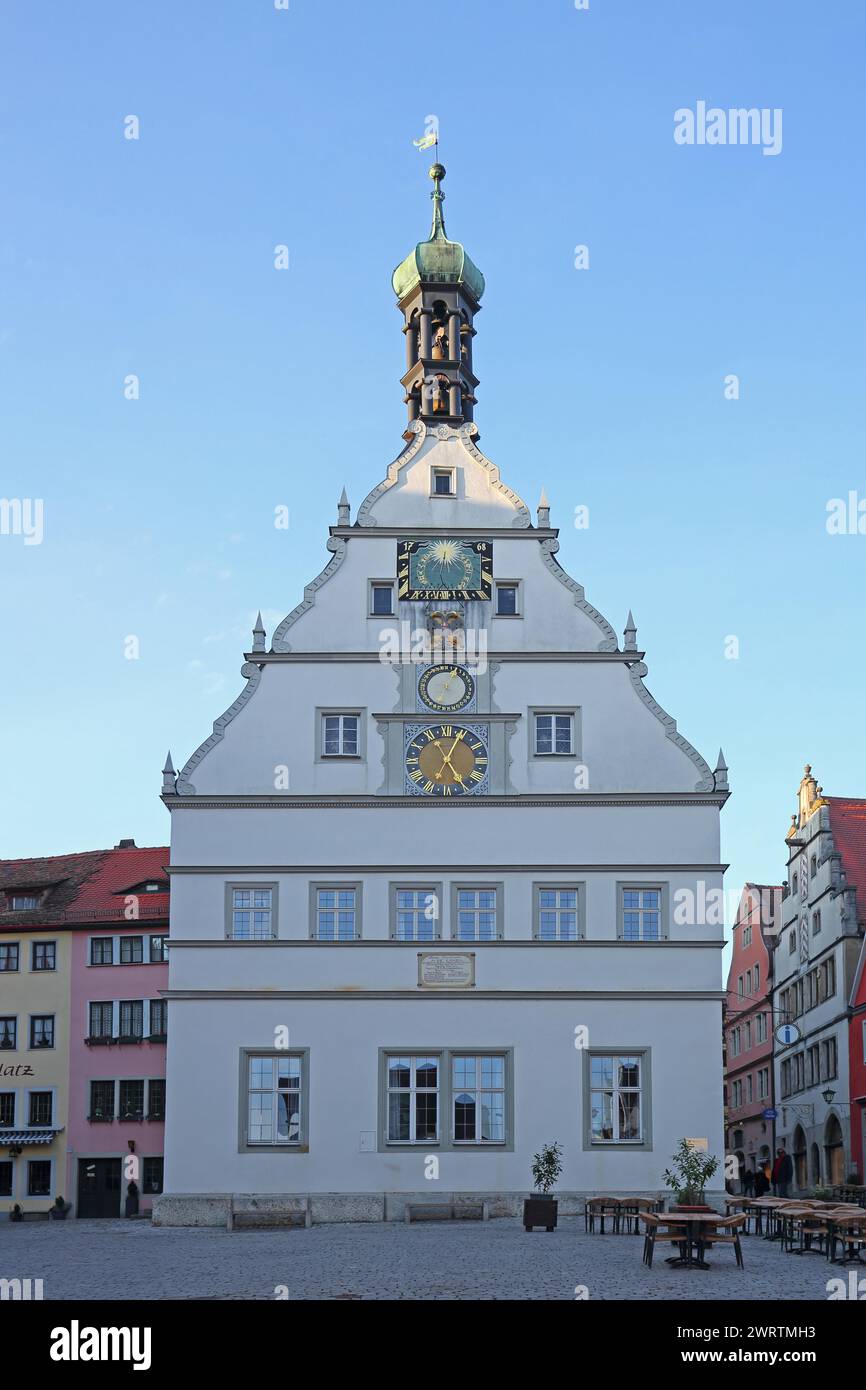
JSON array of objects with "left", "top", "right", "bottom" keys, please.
[
  {"left": 641, "top": 1213, "right": 688, "bottom": 1268},
  {"left": 829, "top": 1217, "right": 866, "bottom": 1266},
  {"left": 698, "top": 1214, "right": 746, "bottom": 1268}
]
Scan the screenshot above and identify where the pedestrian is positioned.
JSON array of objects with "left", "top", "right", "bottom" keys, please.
[
  {"left": 742, "top": 1164, "right": 755, "bottom": 1197},
  {"left": 772, "top": 1145, "right": 793, "bottom": 1197},
  {"left": 754, "top": 1165, "right": 770, "bottom": 1197}
]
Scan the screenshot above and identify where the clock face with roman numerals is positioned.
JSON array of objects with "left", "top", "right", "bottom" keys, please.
[
  {"left": 404, "top": 724, "right": 489, "bottom": 797},
  {"left": 397, "top": 539, "right": 492, "bottom": 601}
]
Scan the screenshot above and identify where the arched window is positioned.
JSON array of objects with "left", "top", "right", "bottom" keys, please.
[
  {"left": 824, "top": 1113, "right": 845, "bottom": 1187},
  {"left": 792, "top": 1126, "right": 807, "bottom": 1189}
]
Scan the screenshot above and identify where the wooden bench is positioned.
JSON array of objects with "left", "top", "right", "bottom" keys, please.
[
  {"left": 227, "top": 1198, "right": 311, "bottom": 1231},
  {"left": 405, "top": 1200, "right": 490, "bottom": 1224}
]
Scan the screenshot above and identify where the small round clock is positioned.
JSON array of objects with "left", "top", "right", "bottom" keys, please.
[
  {"left": 405, "top": 724, "right": 488, "bottom": 797},
  {"left": 418, "top": 663, "right": 475, "bottom": 712}
]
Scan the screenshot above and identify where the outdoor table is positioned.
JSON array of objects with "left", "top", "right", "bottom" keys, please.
[
  {"left": 745, "top": 1198, "right": 784, "bottom": 1238},
  {"left": 659, "top": 1211, "right": 724, "bottom": 1270}
]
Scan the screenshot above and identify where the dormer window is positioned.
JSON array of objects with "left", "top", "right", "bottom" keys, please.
[
  {"left": 143, "top": 883, "right": 161, "bottom": 893},
  {"left": 11, "top": 894, "right": 39, "bottom": 911}
]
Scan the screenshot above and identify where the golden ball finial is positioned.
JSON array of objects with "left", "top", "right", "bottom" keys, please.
[{"left": 429, "top": 162, "right": 446, "bottom": 181}]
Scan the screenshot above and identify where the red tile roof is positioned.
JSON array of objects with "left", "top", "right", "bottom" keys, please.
[
  {"left": 0, "top": 845, "right": 168, "bottom": 930},
  {"left": 826, "top": 797, "right": 866, "bottom": 926}
]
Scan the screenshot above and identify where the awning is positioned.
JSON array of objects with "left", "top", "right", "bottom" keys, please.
[{"left": 1, "top": 1130, "right": 63, "bottom": 1146}]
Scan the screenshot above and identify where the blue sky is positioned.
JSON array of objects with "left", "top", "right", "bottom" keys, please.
[{"left": 1, "top": 0, "right": 864, "bottom": 923}]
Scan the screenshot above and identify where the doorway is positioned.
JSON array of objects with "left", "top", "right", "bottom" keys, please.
[{"left": 77, "top": 1158, "right": 122, "bottom": 1218}]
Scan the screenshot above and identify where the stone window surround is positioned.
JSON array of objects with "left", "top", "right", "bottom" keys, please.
[
  {"left": 31, "top": 940, "right": 57, "bottom": 971},
  {"left": 493, "top": 579, "right": 523, "bottom": 618},
  {"left": 237, "top": 1047, "right": 310, "bottom": 1154},
  {"left": 0, "top": 942, "right": 20, "bottom": 972},
  {"left": 368, "top": 579, "right": 397, "bottom": 618},
  {"left": 315, "top": 707, "right": 367, "bottom": 763},
  {"left": 28, "top": 1014, "right": 55, "bottom": 1050},
  {"left": 377, "top": 1046, "right": 515, "bottom": 1152},
  {"left": 389, "top": 882, "right": 444, "bottom": 941},
  {"left": 309, "top": 881, "right": 363, "bottom": 940},
  {"left": 528, "top": 706, "right": 581, "bottom": 760},
  {"left": 224, "top": 882, "right": 279, "bottom": 941},
  {"left": 531, "top": 881, "right": 587, "bottom": 940},
  {"left": 616, "top": 882, "right": 670, "bottom": 941},
  {"left": 449, "top": 882, "right": 505, "bottom": 941},
  {"left": 429, "top": 464, "right": 457, "bottom": 497},
  {"left": 581, "top": 1046, "right": 653, "bottom": 1152}
]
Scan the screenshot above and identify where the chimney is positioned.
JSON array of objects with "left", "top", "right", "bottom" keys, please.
[{"left": 114, "top": 839, "right": 137, "bottom": 849}]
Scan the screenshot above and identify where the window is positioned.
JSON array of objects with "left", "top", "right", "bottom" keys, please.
[
  {"left": 0, "top": 1162, "right": 11, "bottom": 1197},
  {"left": 142, "top": 882, "right": 163, "bottom": 893},
  {"left": 812, "top": 910, "right": 821, "bottom": 936},
  {"left": 745, "top": 969, "right": 752, "bottom": 994},
  {"left": 0, "top": 943, "right": 19, "bottom": 972},
  {"left": 454, "top": 887, "right": 498, "bottom": 941},
  {"left": 31, "top": 941, "right": 56, "bottom": 971},
  {"left": 807, "top": 1044, "right": 820, "bottom": 1087},
  {"left": 737, "top": 975, "right": 744, "bottom": 999},
  {"left": 119, "top": 1001, "right": 144, "bottom": 1041},
  {"left": 147, "top": 1079, "right": 166, "bottom": 1121},
  {"left": 312, "top": 885, "right": 359, "bottom": 941},
  {"left": 747, "top": 1074, "right": 753, "bottom": 1103},
  {"left": 150, "top": 935, "right": 169, "bottom": 963},
  {"left": 321, "top": 713, "right": 360, "bottom": 758},
  {"left": 811, "top": 855, "right": 817, "bottom": 877},
  {"left": 780, "top": 1059, "right": 791, "bottom": 1098},
  {"left": 91, "top": 938, "right": 114, "bottom": 966},
  {"left": 0, "top": 1092, "right": 15, "bottom": 1126},
  {"left": 620, "top": 887, "right": 662, "bottom": 941},
  {"left": 452, "top": 1055, "right": 505, "bottom": 1143},
  {"left": 369, "top": 581, "right": 395, "bottom": 617},
  {"left": 821, "top": 1036, "right": 838, "bottom": 1081},
  {"left": 29, "top": 1092, "right": 53, "bottom": 1126},
  {"left": 732, "top": 1080, "right": 742, "bottom": 1107},
  {"left": 822, "top": 957, "right": 836, "bottom": 999},
  {"left": 745, "top": 1021, "right": 752, "bottom": 1051},
  {"left": 788, "top": 929, "right": 796, "bottom": 954},
  {"left": 494, "top": 582, "right": 520, "bottom": 617},
  {"left": 431, "top": 467, "right": 455, "bottom": 496},
  {"left": 758, "top": 1067, "right": 769, "bottom": 1100},
  {"left": 142, "top": 1157, "right": 164, "bottom": 1195},
  {"left": 588, "top": 1054, "right": 643, "bottom": 1144},
  {"left": 88, "top": 1002, "right": 113, "bottom": 1040},
  {"left": 792, "top": 873, "right": 798, "bottom": 896},
  {"left": 119, "top": 936, "right": 144, "bottom": 965},
  {"left": 0, "top": 1018, "right": 17, "bottom": 1049},
  {"left": 27, "top": 1160, "right": 51, "bottom": 1196},
  {"left": 535, "top": 886, "right": 581, "bottom": 941},
  {"left": 729, "top": 1027, "right": 740, "bottom": 1059},
  {"left": 229, "top": 886, "right": 275, "bottom": 941},
  {"left": 12, "top": 895, "right": 39, "bottom": 911},
  {"left": 386, "top": 1056, "right": 439, "bottom": 1143},
  {"left": 742, "top": 924, "right": 752, "bottom": 947},
  {"left": 119, "top": 1080, "right": 145, "bottom": 1121},
  {"left": 148, "top": 1000, "right": 167, "bottom": 1039},
  {"left": 756, "top": 1012, "right": 768, "bottom": 1043},
  {"left": 30, "top": 1016, "right": 54, "bottom": 1049},
  {"left": 89, "top": 1080, "right": 115, "bottom": 1122},
  {"left": 246, "top": 1054, "right": 303, "bottom": 1147},
  {"left": 792, "top": 1053, "right": 805, "bottom": 1092},
  {"left": 533, "top": 712, "right": 574, "bottom": 756},
  {"left": 392, "top": 887, "right": 439, "bottom": 942},
  {"left": 754, "top": 964, "right": 760, "bottom": 991}
]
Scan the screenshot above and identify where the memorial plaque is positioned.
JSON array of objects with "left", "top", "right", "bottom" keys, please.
[{"left": 417, "top": 952, "right": 475, "bottom": 988}]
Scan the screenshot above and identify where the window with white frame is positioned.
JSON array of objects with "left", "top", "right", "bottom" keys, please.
[
  {"left": 758, "top": 1067, "right": 769, "bottom": 1100},
  {"left": 90, "top": 938, "right": 113, "bottom": 966},
  {"left": 89, "top": 1079, "right": 115, "bottom": 1121},
  {"left": 756, "top": 1011, "right": 768, "bottom": 1043},
  {"left": 0, "top": 943, "right": 19, "bottom": 972},
  {"left": 494, "top": 582, "right": 520, "bottom": 617},
  {"left": 30, "top": 1015, "right": 54, "bottom": 1049},
  {"left": 393, "top": 888, "right": 438, "bottom": 942},
  {"left": 246, "top": 1055, "right": 303, "bottom": 1146},
  {"left": 119, "top": 1000, "right": 144, "bottom": 1041},
  {"left": 455, "top": 888, "right": 497, "bottom": 941},
  {"left": 150, "top": 935, "right": 169, "bottom": 963},
  {"left": 88, "top": 1002, "right": 113, "bottom": 1040},
  {"left": 12, "top": 895, "right": 39, "bottom": 911},
  {"left": 230, "top": 887, "right": 274, "bottom": 941},
  {"left": 589, "top": 1054, "right": 643, "bottom": 1144},
  {"left": 620, "top": 887, "right": 661, "bottom": 941},
  {"left": 118, "top": 1080, "right": 145, "bottom": 1121},
  {"left": 313, "top": 886, "right": 358, "bottom": 941},
  {"left": 321, "top": 713, "right": 359, "bottom": 757},
  {"left": 821, "top": 1035, "right": 838, "bottom": 1080},
  {"left": 29, "top": 1091, "right": 53, "bottom": 1126},
  {"left": 119, "top": 936, "right": 144, "bottom": 965},
  {"left": 0, "top": 1017, "right": 17, "bottom": 1049},
  {"left": 533, "top": 712, "right": 573, "bottom": 756},
  {"left": 148, "top": 999, "right": 167, "bottom": 1038},
  {"left": 452, "top": 1055, "right": 505, "bottom": 1143},
  {"left": 742, "top": 923, "right": 752, "bottom": 946},
  {"left": 386, "top": 1055, "right": 439, "bottom": 1143},
  {"left": 369, "top": 581, "right": 395, "bottom": 617},
  {"left": 536, "top": 886, "right": 579, "bottom": 941}
]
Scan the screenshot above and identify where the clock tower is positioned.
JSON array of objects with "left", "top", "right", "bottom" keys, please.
[{"left": 157, "top": 166, "right": 729, "bottom": 1226}]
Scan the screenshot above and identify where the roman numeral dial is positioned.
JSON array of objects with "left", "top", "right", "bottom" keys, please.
[{"left": 404, "top": 725, "right": 489, "bottom": 797}]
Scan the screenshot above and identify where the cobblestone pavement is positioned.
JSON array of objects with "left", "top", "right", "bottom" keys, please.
[{"left": 3, "top": 1217, "right": 846, "bottom": 1300}]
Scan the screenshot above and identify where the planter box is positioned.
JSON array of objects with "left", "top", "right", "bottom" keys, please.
[{"left": 523, "top": 1197, "right": 558, "bottom": 1232}]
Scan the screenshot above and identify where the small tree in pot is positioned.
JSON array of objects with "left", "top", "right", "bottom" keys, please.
[
  {"left": 125, "top": 1181, "right": 140, "bottom": 1218},
  {"left": 663, "top": 1138, "right": 719, "bottom": 1209},
  {"left": 524, "top": 1141, "right": 564, "bottom": 1232},
  {"left": 49, "top": 1195, "right": 71, "bottom": 1220}
]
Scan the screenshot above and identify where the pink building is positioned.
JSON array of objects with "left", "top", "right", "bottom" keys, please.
[
  {"left": 724, "top": 883, "right": 781, "bottom": 1189},
  {"left": 65, "top": 845, "right": 169, "bottom": 1217}
]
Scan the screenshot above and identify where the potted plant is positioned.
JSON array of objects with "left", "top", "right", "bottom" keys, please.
[
  {"left": 10, "top": 1204, "right": 22, "bottom": 1222},
  {"left": 662, "top": 1138, "right": 720, "bottom": 1210},
  {"left": 125, "top": 1180, "right": 140, "bottom": 1218},
  {"left": 811, "top": 1184, "right": 832, "bottom": 1201},
  {"left": 49, "top": 1196, "right": 70, "bottom": 1220},
  {"left": 523, "top": 1141, "right": 563, "bottom": 1231}
]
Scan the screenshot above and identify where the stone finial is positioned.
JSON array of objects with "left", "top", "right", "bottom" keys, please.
[
  {"left": 623, "top": 610, "right": 637, "bottom": 652},
  {"left": 537, "top": 488, "right": 550, "bottom": 527},
  {"left": 714, "top": 748, "right": 729, "bottom": 792},
  {"left": 252, "top": 611, "right": 266, "bottom": 653},
  {"left": 162, "top": 751, "right": 176, "bottom": 794},
  {"left": 338, "top": 487, "right": 351, "bottom": 526}
]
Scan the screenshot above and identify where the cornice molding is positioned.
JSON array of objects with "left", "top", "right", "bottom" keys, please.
[
  {"left": 162, "top": 792, "right": 728, "bottom": 810},
  {"left": 242, "top": 650, "right": 646, "bottom": 664},
  {"left": 175, "top": 662, "right": 263, "bottom": 797},
  {"left": 164, "top": 987, "right": 726, "bottom": 1001},
  {"left": 626, "top": 661, "right": 715, "bottom": 793},
  {"left": 167, "top": 862, "right": 727, "bottom": 875},
  {"left": 538, "top": 538, "right": 618, "bottom": 652}
]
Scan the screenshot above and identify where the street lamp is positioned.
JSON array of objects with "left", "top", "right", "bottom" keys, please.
[{"left": 822, "top": 1087, "right": 836, "bottom": 1106}]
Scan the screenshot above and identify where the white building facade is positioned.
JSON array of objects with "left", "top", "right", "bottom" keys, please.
[{"left": 155, "top": 167, "right": 729, "bottom": 1224}]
